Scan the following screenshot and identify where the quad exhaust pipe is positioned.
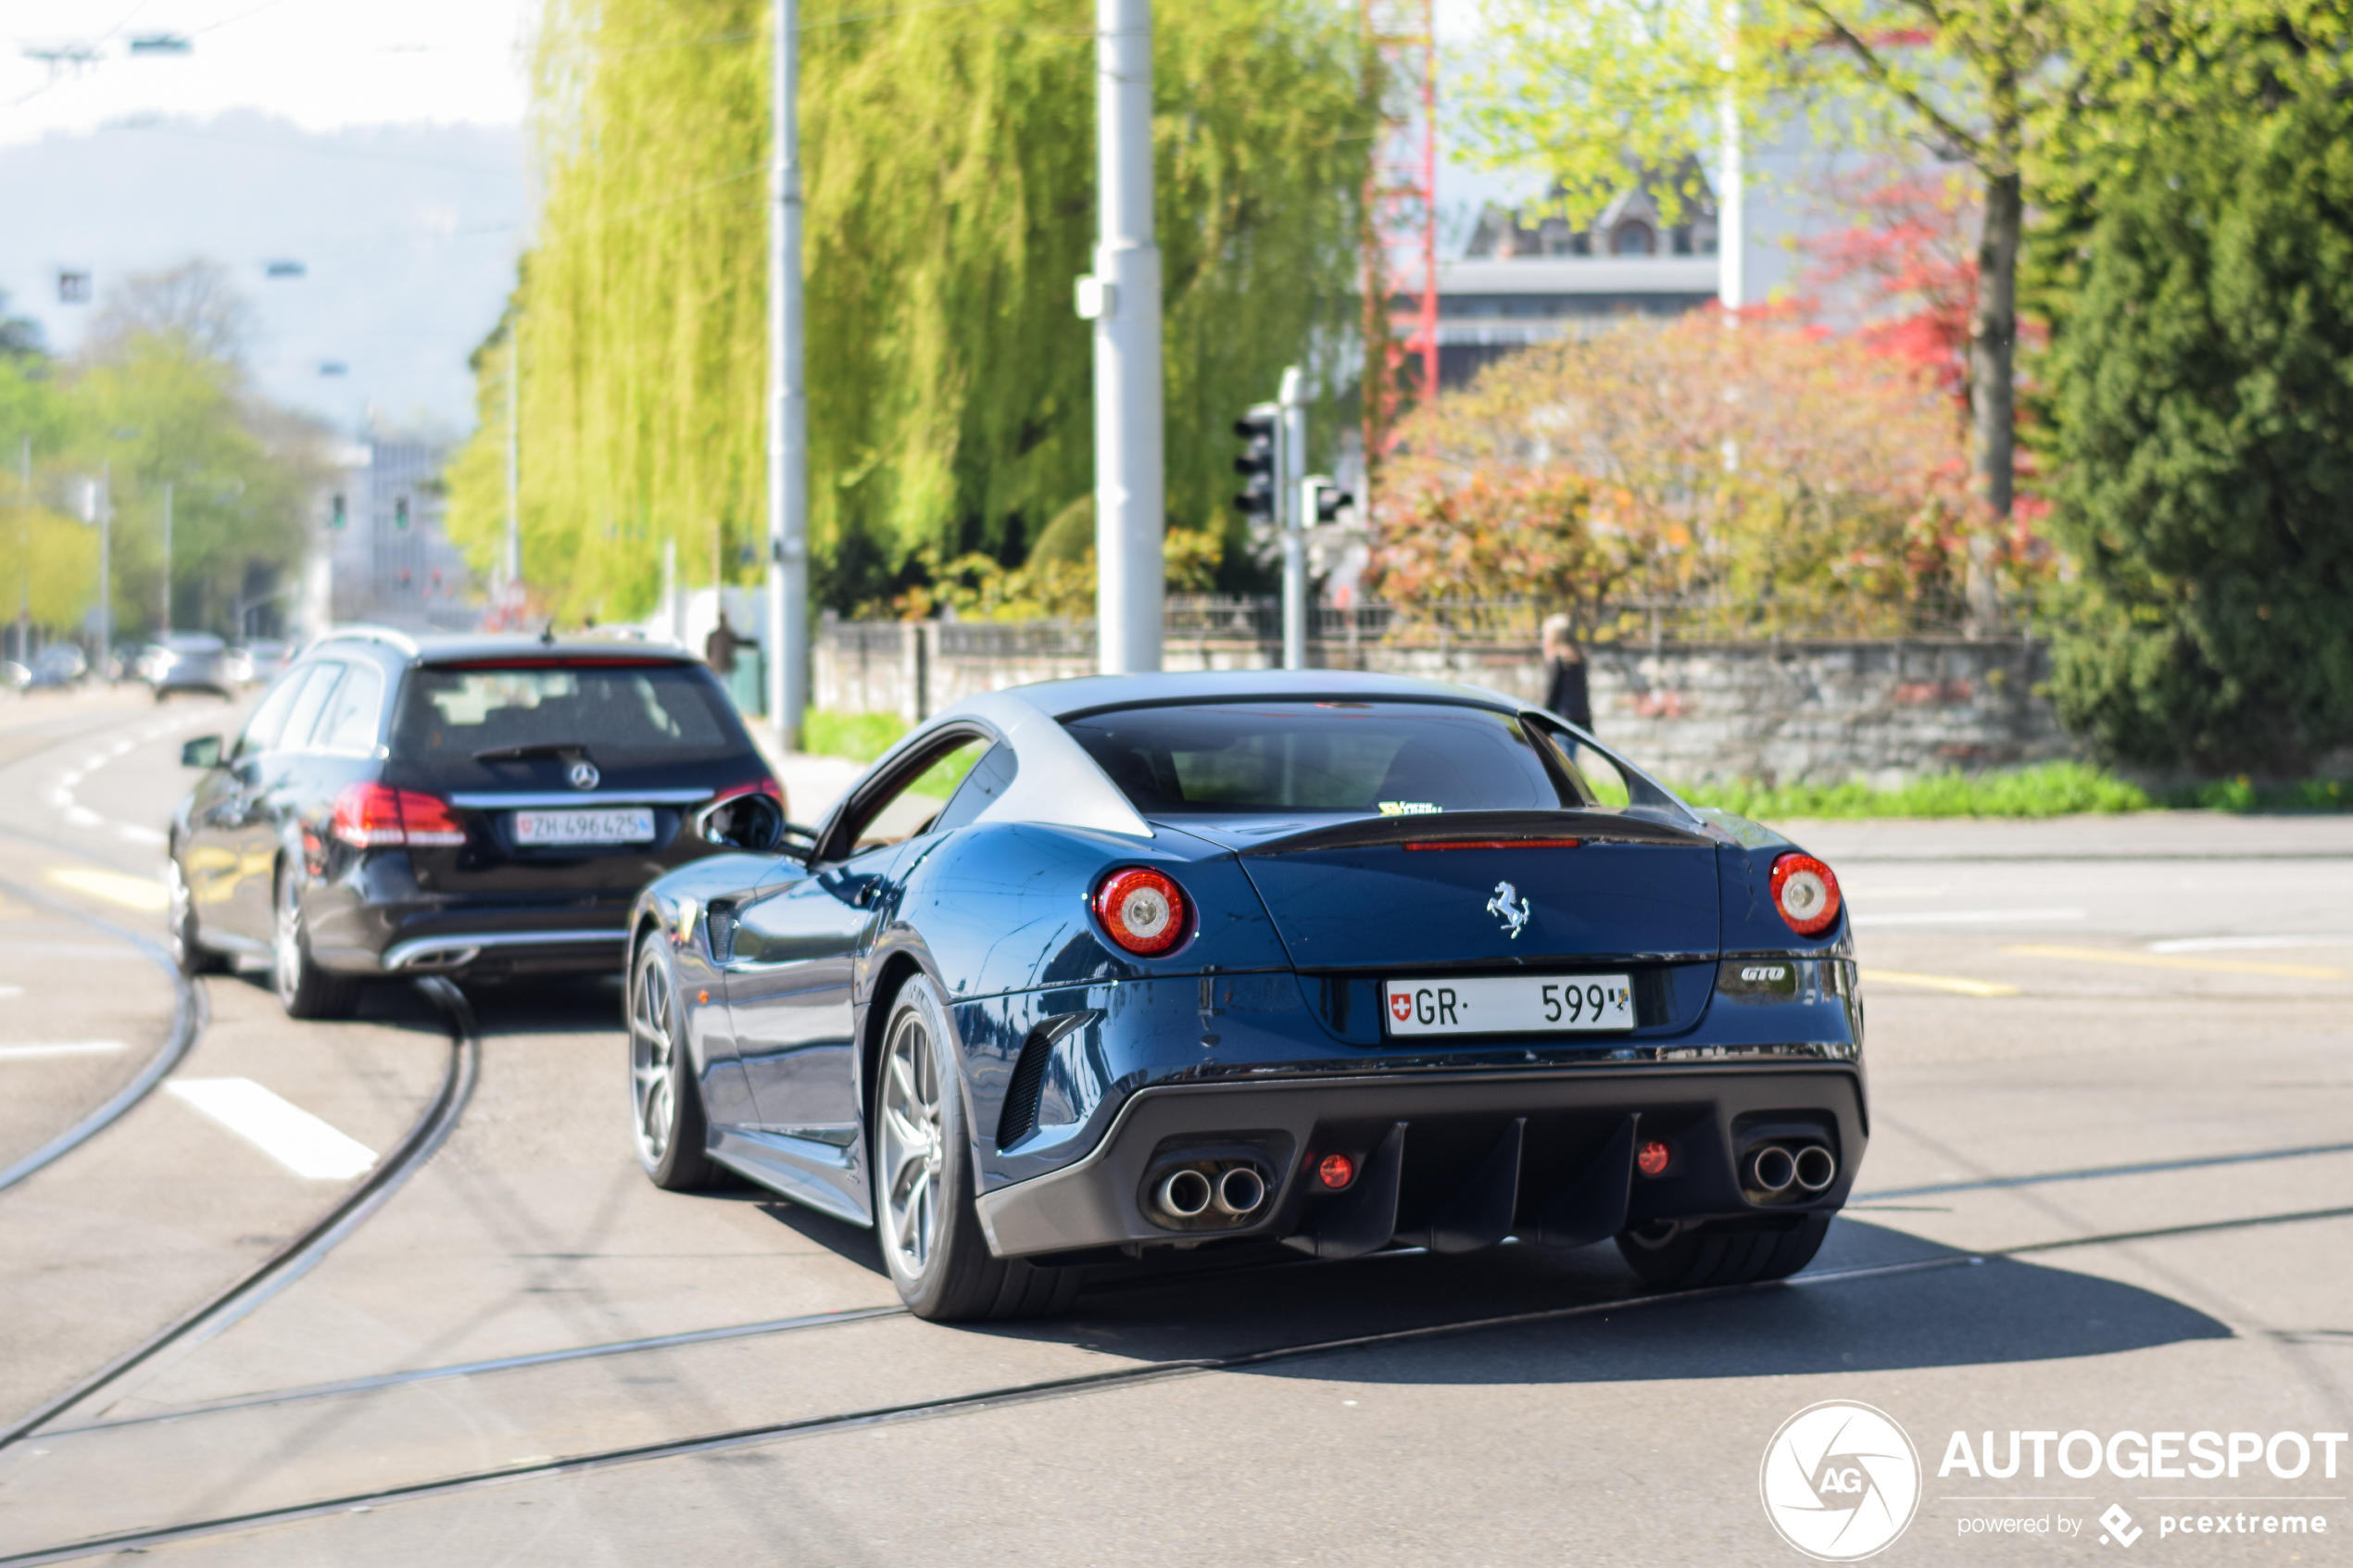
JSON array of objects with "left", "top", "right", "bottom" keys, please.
[
  {"left": 1154, "top": 1163, "right": 1268, "bottom": 1222},
  {"left": 1214, "top": 1165, "right": 1265, "bottom": 1216},
  {"left": 1746, "top": 1142, "right": 1837, "bottom": 1196},
  {"left": 1156, "top": 1169, "right": 1214, "bottom": 1217}
]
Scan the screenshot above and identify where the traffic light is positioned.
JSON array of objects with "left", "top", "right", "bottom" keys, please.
[
  {"left": 329, "top": 493, "right": 346, "bottom": 529},
  {"left": 1232, "top": 404, "right": 1278, "bottom": 519},
  {"left": 394, "top": 495, "right": 409, "bottom": 530}
]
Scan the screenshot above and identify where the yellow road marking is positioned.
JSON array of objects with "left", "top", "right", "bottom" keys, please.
[
  {"left": 2003, "top": 944, "right": 2348, "bottom": 981},
  {"left": 43, "top": 867, "right": 169, "bottom": 913},
  {"left": 1860, "top": 968, "right": 2020, "bottom": 998}
]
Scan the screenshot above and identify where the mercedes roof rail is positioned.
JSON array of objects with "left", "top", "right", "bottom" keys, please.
[{"left": 314, "top": 624, "right": 422, "bottom": 657}]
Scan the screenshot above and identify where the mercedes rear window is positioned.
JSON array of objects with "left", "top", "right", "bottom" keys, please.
[
  {"left": 391, "top": 662, "right": 742, "bottom": 762},
  {"left": 1062, "top": 701, "right": 1571, "bottom": 816}
]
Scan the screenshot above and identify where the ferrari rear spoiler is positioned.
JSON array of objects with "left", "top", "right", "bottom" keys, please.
[{"left": 1232, "top": 809, "right": 1718, "bottom": 856}]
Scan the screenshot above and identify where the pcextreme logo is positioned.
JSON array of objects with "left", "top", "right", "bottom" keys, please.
[{"left": 1761, "top": 1401, "right": 1924, "bottom": 1561}]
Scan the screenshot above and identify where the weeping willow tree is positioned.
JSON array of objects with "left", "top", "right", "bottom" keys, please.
[{"left": 447, "top": 0, "right": 1375, "bottom": 621}]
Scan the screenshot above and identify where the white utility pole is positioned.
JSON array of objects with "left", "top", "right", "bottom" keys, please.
[
  {"left": 159, "top": 481, "right": 172, "bottom": 636},
  {"left": 91, "top": 463, "right": 111, "bottom": 670},
  {"left": 18, "top": 437, "right": 31, "bottom": 662},
  {"left": 1717, "top": 20, "right": 1743, "bottom": 315},
  {"left": 1277, "top": 366, "right": 1307, "bottom": 670},
  {"left": 765, "top": 0, "right": 810, "bottom": 746},
  {"left": 1086, "top": 0, "right": 1164, "bottom": 674},
  {"left": 661, "top": 537, "right": 682, "bottom": 646},
  {"left": 502, "top": 328, "right": 522, "bottom": 595}
]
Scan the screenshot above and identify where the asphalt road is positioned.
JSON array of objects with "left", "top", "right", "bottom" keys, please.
[{"left": 0, "top": 684, "right": 2346, "bottom": 1566}]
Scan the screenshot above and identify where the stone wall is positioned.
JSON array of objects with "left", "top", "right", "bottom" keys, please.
[{"left": 812, "top": 621, "right": 2072, "bottom": 785}]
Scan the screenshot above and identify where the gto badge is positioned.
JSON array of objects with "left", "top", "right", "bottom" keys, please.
[
  {"left": 1485, "top": 880, "right": 1530, "bottom": 940},
  {"left": 566, "top": 759, "right": 600, "bottom": 791}
]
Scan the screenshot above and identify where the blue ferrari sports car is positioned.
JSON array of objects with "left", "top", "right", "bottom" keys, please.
[{"left": 627, "top": 671, "right": 1864, "bottom": 1321}]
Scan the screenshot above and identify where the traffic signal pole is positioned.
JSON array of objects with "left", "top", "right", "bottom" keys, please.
[
  {"left": 1089, "top": 0, "right": 1164, "bottom": 674},
  {"left": 766, "top": 0, "right": 810, "bottom": 746},
  {"left": 1277, "top": 367, "right": 1306, "bottom": 670}
]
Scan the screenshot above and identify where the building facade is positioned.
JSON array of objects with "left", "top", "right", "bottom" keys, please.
[{"left": 322, "top": 437, "right": 477, "bottom": 632}]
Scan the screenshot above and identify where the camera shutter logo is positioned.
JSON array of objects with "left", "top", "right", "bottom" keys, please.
[{"left": 1759, "top": 1401, "right": 1922, "bottom": 1561}]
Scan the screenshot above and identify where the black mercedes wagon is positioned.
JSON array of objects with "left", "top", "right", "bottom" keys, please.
[{"left": 169, "top": 628, "right": 783, "bottom": 1017}]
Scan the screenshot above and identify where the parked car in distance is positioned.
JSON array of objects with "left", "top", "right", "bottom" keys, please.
[
  {"left": 226, "top": 639, "right": 292, "bottom": 686},
  {"left": 169, "top": 627, "right": 786, "bottom": 1020},
  {"left": 146, "top": 633, "right": 234, "bottom": 700},
  {"left": 21, "top": 645, "right": 88, "bottom": 690}
]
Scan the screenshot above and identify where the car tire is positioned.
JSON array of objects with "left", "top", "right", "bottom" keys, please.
[
  {"left": 628, "top": 939, "right": 724, "bottom": 1191},
  {"left": 873, "top": 974, "right": 1082, "bottom": 1323},
  {"left": 273, "top": 865, "right": 360, "bottom": 1020},
  {"left": 167, "top": 856, "right": 227, "bottom": 977},
  {"left": 1614, "top": 1212, "right": 1831, "bottom": 1292}
]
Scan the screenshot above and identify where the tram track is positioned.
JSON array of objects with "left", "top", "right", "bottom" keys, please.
[
  {"left": 0, "top": 978, "right": 481, "bottom": 1451},
  {"left": 8, "top": 1192, "right": 2353, "bottom": 1567},
  {"left": 0, "top": 872, "right": 207, "bottom": 1196}
]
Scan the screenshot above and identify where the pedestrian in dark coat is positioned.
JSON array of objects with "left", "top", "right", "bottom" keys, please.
[
  {"left": 1541, "top": 613, "right": 1593, "bottom": 732},
  {"left": 704, "top": 609, "right": 741, "bottom": 676}
]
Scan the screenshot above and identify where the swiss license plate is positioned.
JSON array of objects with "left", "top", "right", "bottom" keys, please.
[
  {"left": 1383, "top": 973, "right": 1635, "bottom": 1035},
  {"left": 513, "top": 808, "right": 655, "bottom": 847}
]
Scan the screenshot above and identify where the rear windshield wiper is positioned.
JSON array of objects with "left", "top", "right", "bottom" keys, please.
[{"left": 472, "top": 743, "right": 591, "bottom": 762}]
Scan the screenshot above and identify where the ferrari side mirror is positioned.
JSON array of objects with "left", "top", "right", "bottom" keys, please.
[{"left": 697, "top": 794, "right": 818, "bottom": 856}]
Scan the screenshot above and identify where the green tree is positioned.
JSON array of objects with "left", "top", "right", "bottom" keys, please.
[
  {"left": 1460, "top": 0, "right": 2269, "bottom": 587},
  {"left": 2041, "top": 81, "right": 2353, "bottom": 771},
  {"left": 68, "top": 262, "right": 327, "bottom": 640},
  {"left": 447, "top": 0, "right": 1376, "bottom": 621}
]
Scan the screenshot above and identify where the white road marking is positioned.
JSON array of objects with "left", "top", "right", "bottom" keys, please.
[
  {"left": 1850, "top": 907, "right": 2087, "bottom": 927},
  {"left": 0, "top": 1041, "right": 130, "bottom": 1062},
  {"left": 1859, "top": 968, "right": 2020, "bottom": 998},
  {"left": 114, "top": 823, "right": 168, "bottom": 846},
  {"left": 44, "top": 867, "right": 170, "bottom": 912},
  {"left": 0, "top": 985, "right": 19, "bottom": 997},
  {"left": 167, "top": 1078, "right": 378, "bottom": 1179},
  {"left": 2149, "top": 933, "right": 2353, "bottom": 954},
  {"left": 63, "top": 807, "right": 103, "bottom": 828}
]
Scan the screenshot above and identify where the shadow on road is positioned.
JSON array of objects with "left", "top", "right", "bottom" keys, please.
[
  {"left": 432, "top": 975, "right": 2232, "bottom": 1387},
  {"left": 961, "top": 1218, "right": 2230, "bottom": 1385}
]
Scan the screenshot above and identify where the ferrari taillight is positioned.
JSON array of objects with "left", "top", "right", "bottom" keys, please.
[
  {"left": 332, "top": 783, "right": 466, "bottom": 848},
  {"left": 1093, "top": 867, "right": 1188, "bottom": 956},
  {"left": 1769, "top": 852, "right": 1842, "bottom": 936}
]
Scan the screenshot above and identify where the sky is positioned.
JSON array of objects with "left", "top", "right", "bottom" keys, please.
[
  {"left": 0, "top": 0, "right": 1793, "bottom": 434},
  {"left": 1, "top": 0, "right": 533, "bottom": 146},
  {"left": 2, "top": 0, "right": 535, "bottom": 434}
]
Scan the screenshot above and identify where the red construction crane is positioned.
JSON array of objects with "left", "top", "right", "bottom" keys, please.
[{"left": 1362, "top": 0, "right": 1439, "bottom": 470}]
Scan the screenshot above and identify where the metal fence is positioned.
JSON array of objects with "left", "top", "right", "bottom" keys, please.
[{"left": 837, "top": 593, "right": 1985, "bottom": 651}]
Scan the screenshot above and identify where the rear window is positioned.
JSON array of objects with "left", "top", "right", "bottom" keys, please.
[
  {"left": 391, "top": 663, "right": 742, "bottom": 762},
  {"left": 1063, "top": 701, "right": 1570, "bottom": 816}
]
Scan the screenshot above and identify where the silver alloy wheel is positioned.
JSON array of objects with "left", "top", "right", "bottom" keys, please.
[
  {"left": 272, "top": 872, "right": 302, "bottom": 1004},
  {"left": 169, "top": 859, "right": 195, "bottom": 965},
  {"left": 628, "top": 950, "right": 677, "bottom": 1167},
  {"left": 878, "top": 1007, "right": 945, "bottom": 1280}
]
